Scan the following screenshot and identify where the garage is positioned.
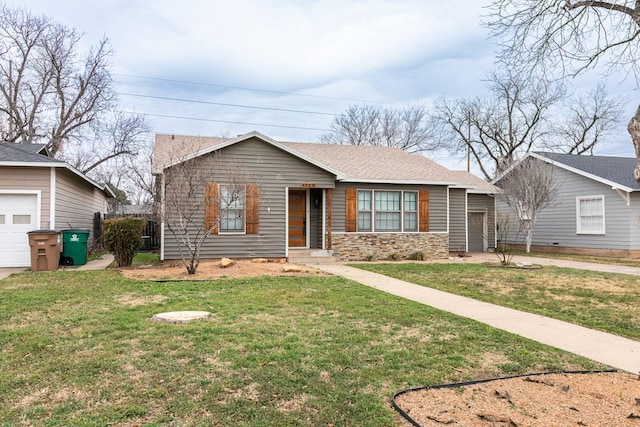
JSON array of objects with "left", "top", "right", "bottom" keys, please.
[{"left": 0, "top": 193, "right": 38, "bottom": 267}]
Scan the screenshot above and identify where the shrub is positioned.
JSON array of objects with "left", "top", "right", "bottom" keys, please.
[
  {"left": 409, "top": 251, "right": 425, "bottom": 261},
  {"left": 104, "top": 217, "right": 145, "bottom": 267},
  {"left": 389, "top": 253, "right": 401, "bottom": 261}
]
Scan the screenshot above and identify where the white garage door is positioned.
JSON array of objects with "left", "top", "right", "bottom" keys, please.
[{"left": 0, "top": 194, "right": 38, "bottom": 267}]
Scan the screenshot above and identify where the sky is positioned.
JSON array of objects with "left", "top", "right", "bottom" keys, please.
[{"left": 6, "top": 0, "right": 640, "bottom": 171}]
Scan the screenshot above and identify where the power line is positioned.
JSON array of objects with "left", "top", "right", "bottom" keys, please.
[
  {"left": 118, "top": 92, "right": 337, "bottom": 116},
  {"left": 127, "top": 111, "right": 329, "bottom": 132},
  {"left": 115, "top": 73, "right": 397, "bottom": 106}
]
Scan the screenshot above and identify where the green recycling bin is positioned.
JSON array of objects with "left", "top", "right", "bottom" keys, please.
[{"left": 60, "top": 229, "right": 90, "bottom": 266}]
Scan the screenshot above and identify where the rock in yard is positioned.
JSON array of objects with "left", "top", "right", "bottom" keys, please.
[
  {"left": 282, "top": 264, "right": 302, "bottom": 273},
  {"left": 151, "top": 311, "right": 211, "bottom": 324},
  {"left": 252, "top": 258, "right": 268, "bottom": 263},
  {"left": 220, "top": 258, "right": 235, "bottom": 268}
]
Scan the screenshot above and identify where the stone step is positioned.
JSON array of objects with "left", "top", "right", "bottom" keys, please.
[{"left": 288, "top": 249, "right": 337, "bottom": 265}]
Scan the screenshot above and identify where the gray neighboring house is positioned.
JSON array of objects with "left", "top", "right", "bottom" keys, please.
[
  {"left": 153, "top": 131, "right": 498, "bottom": 262},
  {"left": 495, "top": 151, "right": 640, "bottom": 258},
  {"left": 0, "top": 143, "right": 115, "bottom": 267}
]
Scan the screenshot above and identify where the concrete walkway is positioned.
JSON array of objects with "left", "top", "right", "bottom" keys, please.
[
  {"left": 313, "top": 262, "right": 640, "bottom": 374},
  {"left": 0, "top": 253, "right": 115, "bottom": 280}
]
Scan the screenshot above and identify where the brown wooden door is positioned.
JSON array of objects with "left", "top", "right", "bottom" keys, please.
[{"left": 288, "top": 190, "right": 306, "bottom": 247}]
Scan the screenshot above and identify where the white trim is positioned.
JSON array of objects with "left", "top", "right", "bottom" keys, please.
[
  {"left": 49, "top": 167, "right": 56, "bottom": 229},
  {"left": 160, "top": 174, "right": 165, "bottom": 261},
  {"left": 341, "top": 178, "right": 458, "bottom": 186},
  {"left": 576, "top": 195, "right": 606, "bottom": 235},
  {"left": 0, "top": 161, "right": 115, "bottom": 197},
  {"left": 464, "top": 190, "right": 469, "bottom": 252},
  {"left": 284, "top": 187, "right": 289, "bottom": 257},
  {"left": 322, "top": 189, "right": 326, "bottom": 250},
  {"left": 613, "top": 187, "right": 631, "bottom": 206},
  {"left": 354, "top": 189, "right": 418, "bottom": 233}
]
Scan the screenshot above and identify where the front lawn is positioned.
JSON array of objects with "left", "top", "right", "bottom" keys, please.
[
  {"left": 354, "top": 263, "right": 640, "bottom": 340},
  {"left": 0, "top": 270, "right": 601, "bottom": 426}
]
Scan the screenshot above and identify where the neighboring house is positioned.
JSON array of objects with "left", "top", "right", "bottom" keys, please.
[
  {"left": 0, "top": 143, "right": 115, "bottom": 267},
  {"left": 153, "top": 131, "right": 498, "bottom": 262},
  {"left": 494, "top": 151, "right": 640, "bottom": 258}
]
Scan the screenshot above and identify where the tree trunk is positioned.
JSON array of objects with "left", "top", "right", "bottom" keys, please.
[
  {"left": 524, "top": 227, "right": 533, "bottom": 253},
  {"left": 627, "top": 104, "right": 640, "bottom": 182}
]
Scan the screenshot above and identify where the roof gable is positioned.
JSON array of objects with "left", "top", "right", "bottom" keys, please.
[
  {"left": 532, "top": 152, "right": 640, "bottom": 192},
  {"left": 0, "top": 142, "right": 114, "bottom": 198},
  {"left": 0, "top": 142, "right": 60, "bottom": 164},
  {"left": 153, "top": 131, "right": 497, "bottom": 191}
]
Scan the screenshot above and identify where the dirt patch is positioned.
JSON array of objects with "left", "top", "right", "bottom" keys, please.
[
  {"left": 395, "top": 371, "right": 640, "bottom": 426},
  {"left": 119, "top": 258, "right": 330, "bottom": 281}
]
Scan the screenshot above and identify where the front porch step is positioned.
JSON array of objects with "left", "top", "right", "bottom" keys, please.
[{"left": 288, "top": 249, "right": 337, "bottom": 265}]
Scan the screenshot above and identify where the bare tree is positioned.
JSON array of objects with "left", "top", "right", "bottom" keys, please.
[
  {"left": 550, "top": 84, "right": 624, "bottom": 155},
  {"left": 0, "top": 4, "right": 148, "bottom": 170},
  {"left": 433, "top": 70, "right": 563, "bottom": 179},
  {"left": 486, "top": 0, "right": 640, "bottom": 180},
  {"left": 320, "top": 104, "right": 440, "bottom": 154},
  {"left": 494, "top": 212, "right": 518, "bottom": 265},
  {"left": 433, "top": 70, "right": 621, "bottom": 179},
  {"left": 162, "top": 151, "right": 254, "bottom": 274},
  {"left": 495, "top": 157, "right": 560, "bottom": 253}
]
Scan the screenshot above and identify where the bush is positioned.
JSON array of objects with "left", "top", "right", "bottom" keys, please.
[
  {"left": 409, "top": 251, "right": 425, "bottom": 261},
  {"left": 104, "top": 217, "right": 145, "bottom": 267}
]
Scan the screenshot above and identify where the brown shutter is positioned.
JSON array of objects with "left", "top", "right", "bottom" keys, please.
[
  {"left": 205, "top": 183, "right": 219, "bottom": 234},
  {"left": 345, "top": 187, "right": 357, "bottom": 232},
  {"left": 419, "top": 189, "right": 429, "bottom": 232},
  {"left": 246, "top": 184, "right": 259, "bottom": 234}
]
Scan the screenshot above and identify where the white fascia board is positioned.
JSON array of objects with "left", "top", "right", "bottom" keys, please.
[{"left": 339, "top": 178, "right": 459, "bottom": 186}]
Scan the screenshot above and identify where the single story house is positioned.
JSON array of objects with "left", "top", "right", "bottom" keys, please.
[
  {"left": 0, "top": 143, "right": 115, "bottom": 267},
  {"left": 152, "top": 131, "right": 498, "bottom": 262},
  {"left": 494, "top": 151, "right": 640, "bottom": 258}
]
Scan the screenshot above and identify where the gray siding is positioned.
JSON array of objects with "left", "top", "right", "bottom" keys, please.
[
  {"left": 631, "top": 193, "right": 640, "bottom": 250},
  {"left": 332, "top": 182, "right": 448, "bottom": 233},
  {"left": 448, "top": 188, "right": 466, "bottom": 252},
  {"left": 0, "top": 166, "right": 51, "bottom": 228},
  {"left": 56, "top": 169, "right": 108, "bottom": 245},
  {"left": 468, "top": 193, "right": 496, "bottom": 249},
  {"left": 163, "top": 137, "right": 336, "bottom": 260},
  {"left": 499, "top": 166, "right": 636, "bottom": 251}
]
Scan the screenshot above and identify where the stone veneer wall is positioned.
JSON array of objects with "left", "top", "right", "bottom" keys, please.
[{"left": 331, "top": 233, "right": 449, "bottom": 261}]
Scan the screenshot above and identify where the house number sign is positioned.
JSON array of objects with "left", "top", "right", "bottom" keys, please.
[{"left": 301, "top": 183, "right": 316, "bottom": 188}]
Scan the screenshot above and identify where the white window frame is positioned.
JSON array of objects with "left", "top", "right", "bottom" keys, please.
[
  {"left": 576, "top": 195, "right": 605, "bottom": 235},
  {"left": 219, "top": 184, "right": 246, "bottom": 234},
  {"left": 356, "top": 189, "right": 419, "bottom": 233}
]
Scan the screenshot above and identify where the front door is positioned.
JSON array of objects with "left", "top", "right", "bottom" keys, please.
[
  {"left": 468, "top": 212, "right": 486, "bottom": 252},
  {"left": 288, "top": 190, "right": 307, "bottom": 247}
]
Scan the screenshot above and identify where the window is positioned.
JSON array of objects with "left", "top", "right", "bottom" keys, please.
[
  {"left": 576, "top": 196, "right": 605, "bottom": 234},
  {"left": 404, "top": 192, "right": 418, "bottom": 231},
  {"left": 220, "top": 184, "right": 245, "bottom": 233},
  {"left": 355, "top": 190, "right": 419, "bottom": 232},
  {"left": 357, "top": 190, "right": 372, "bottom": 231},
  {"left": 13, "top": 214, "right": 31, "bottom": 225}
]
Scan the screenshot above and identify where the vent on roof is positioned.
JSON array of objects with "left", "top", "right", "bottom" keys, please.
[{"left": 171, "top": 135, "right": 175, "bottom": 140}]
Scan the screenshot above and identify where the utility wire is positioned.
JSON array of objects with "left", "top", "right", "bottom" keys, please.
[
  {"left": 118, "top": 92, "right": 337, "bottom": 116},
  {"left": 127, "top": 111, "right": 329, "bottom": 132},
  {"left": 116, "top": 73, "right": 397, "bottom": 106}
]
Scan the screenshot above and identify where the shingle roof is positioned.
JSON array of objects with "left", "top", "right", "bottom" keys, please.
[
  {"left": 153, "top": 132, "right": 497, "bottom": 192},
  {"left": 0, "top": 142, "right": 61, "bottom": 164},
  {"left": 534, "top": 152, "right": 640, "bottom": 191}
]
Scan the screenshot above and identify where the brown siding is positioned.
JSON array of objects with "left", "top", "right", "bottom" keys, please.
[
  {"left": 56, "top": 169, "right": 108, "bottom": 244},
  {"left": 419, "top": 189, "right": 429, "bottom": 232},
  {"left": 0, "top": 166, "right": 51, "bottom": 228},
  {"left": 345, "top": 188, "right": 357, "bottom": 232}
]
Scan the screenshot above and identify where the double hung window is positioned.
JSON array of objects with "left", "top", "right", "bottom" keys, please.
[{"left": 356, "top": 190, "right": 418, "bottom": 232}]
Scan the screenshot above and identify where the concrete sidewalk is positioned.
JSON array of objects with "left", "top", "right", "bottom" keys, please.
[{"left": 313, "top": 263, "right": 640, "bottom": 374}]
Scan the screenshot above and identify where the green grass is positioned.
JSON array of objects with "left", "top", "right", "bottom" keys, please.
[
  {"left": 0, "top": 270, "right": 601, "bottom": 426},
  {"left": 353, "top": 263, "right": 640, "bottom": 340}
]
